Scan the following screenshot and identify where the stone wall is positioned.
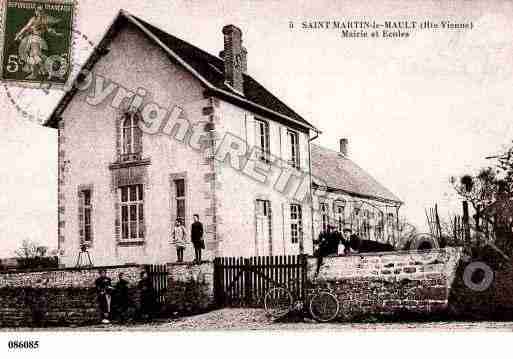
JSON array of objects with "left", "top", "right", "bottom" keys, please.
[
  {"left": 0, "top": 265, "right": 142, "bottom": 288},
  {"left": 164, "top": 261, "right": 215, "bottom": 315},
  {"left": 306, "top": 248, "right": 463, "bottom": 320},
  {"left": 0, "top": 262, "right": 216, "bottom": 327},
  {"left": 0, "top": 265, "right": 143, "bottom": 327}
]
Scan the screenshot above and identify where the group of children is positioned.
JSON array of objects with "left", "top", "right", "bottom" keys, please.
[
  {"left": 315, "top": 225, "right": 361, "bottom": 257},
  {"left": 95, "top": 269, "right": 153, "bottom": 324}
]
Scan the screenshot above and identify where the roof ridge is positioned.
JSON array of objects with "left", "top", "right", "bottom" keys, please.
[
  {"left": 311, "top": 142, "right": 346, "bottom": 157},
  {"left": 131, "top": 15, "right": 224, "bottom": 65},
  {"left": 46, "top": 10, "right": 318, "bottom": 132},
  {"left": 311, "top": 142, "right": 402, "bottom": 204}
]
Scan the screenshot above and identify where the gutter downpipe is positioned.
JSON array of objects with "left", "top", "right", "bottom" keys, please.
[{"left": 307, "top": 128, "right": 321, "bottom": 256}]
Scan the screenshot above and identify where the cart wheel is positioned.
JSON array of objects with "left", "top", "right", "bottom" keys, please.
[
  {"left": 309, "top": 292, "right": 339, "bottom": 322},
  {"left": 264, "top": 287, "right": 293, "bottom": 319}
]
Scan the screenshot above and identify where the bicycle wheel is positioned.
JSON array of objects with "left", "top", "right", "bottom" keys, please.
[
  {"left": 264, "top": 287, "right": 293, "bottom": 319},
  {"left": 309, "top": 292, "right": 339, "bottom": 322}
]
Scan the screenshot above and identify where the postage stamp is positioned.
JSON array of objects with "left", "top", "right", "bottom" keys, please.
[{"left": 0, "top": 0, "right": 76, "bottom": 87}]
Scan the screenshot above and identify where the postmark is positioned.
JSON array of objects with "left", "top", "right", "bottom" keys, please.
[
  {"left": 0, "top": 0, "right": 76, "bottom": 87},
  {"left": 3, "top": 27, "right": 94, "bottom": 124}
]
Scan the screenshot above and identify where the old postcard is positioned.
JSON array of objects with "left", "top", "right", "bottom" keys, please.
[{"left": 0, "top": 0, "right": 512, "bottom": 356}]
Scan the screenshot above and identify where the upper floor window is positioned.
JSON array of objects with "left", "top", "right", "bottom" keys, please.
[
  {"left": 287, "top": 129, "right": 300, "bottom": 169},
  {"left": 255, "top": 119, "right": 270, "bottom": 163},
  {"left": 121, "top": 112, "right": 142, "bottom": 161}
]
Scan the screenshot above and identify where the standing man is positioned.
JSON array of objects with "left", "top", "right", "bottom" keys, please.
[
  {"left": 314, "top": 227, "right": 330, "bottom": 274},
  {"left": 138, "top": 270, "right": 153, "bottom": 321},
  {"left": 191, "top": 214, "right": 204, "bottom": 264},
  {"left": 95, "top": 269, "right": 113, "bottom": 324},
  {"left": 114, "top": 272, "right": 130, "bottom": 322},
  {"left": 342, "top": 228, "right": 352, "bottom": 255}
]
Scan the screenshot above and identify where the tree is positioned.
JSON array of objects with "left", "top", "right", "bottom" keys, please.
[
  {"left": 14, "top": 239, "right": 47, "bottom": 259},
  {"left": 395, "top": 216, "right": 418, "bottom": 250},
  {"left": 14, "top": 239, "right": 56, "bottom": 270},
  {"left": 450, "top": 167, "right": 500, "bottom": 232},
  {"left": 450, "top": 142, "right": 513, "bottom": 253}
]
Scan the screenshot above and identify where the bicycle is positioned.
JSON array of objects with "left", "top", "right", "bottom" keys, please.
[{"left": 264, "top": 279, "right": 340, "bottom": 322}]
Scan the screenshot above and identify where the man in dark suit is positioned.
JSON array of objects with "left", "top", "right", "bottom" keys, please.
[
  {"left": 191, "top": 214, "right": 204, "bottom": 263},
  {"left": 95, "top": 269, "right": 113, "bottom": 324}
]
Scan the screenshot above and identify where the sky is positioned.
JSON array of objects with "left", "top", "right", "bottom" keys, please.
[{"left": 1, "top": 0, "right": 512, "bottom": 257}]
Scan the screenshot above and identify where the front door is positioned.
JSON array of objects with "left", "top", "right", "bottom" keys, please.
[{"left": 255, "top": 200, "right": 271, "bottom": 256}]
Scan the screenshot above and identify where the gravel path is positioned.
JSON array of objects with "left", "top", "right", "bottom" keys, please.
[{"left": 5, "top": 309, "right": 513, "bottom": 331}]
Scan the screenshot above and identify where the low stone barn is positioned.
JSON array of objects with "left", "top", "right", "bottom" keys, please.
[{"left": 311, "top": 140, "right": 403, "bottom": 245}]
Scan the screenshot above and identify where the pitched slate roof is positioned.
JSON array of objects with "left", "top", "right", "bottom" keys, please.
[
  {"left": 45, "top": 11, "right": 316, "bottom": 131},
  {"left": 311, "top": 144, "right": 402, "bottom": 204}
]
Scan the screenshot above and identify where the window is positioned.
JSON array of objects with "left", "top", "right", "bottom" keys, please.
[
  {"left": 256, "top": 119, "right": 270, "bottom": 163},
  {"left": 256, "top": 199, "right": 271, "bottom": 217},
  {"left": 121, "top": 112, "right": 142, "bottom": 161},
  {"left": 119, "top": 184, "right": 144, "bottom": 241},
  {"left": 320, "top": 202, "right": 329, "bottom": 233},
  {"left": 290, "top": 204, "right": 303, "bottom": 244},
  {"left": 335, "top": 202, "right": 345, "bottom": 232},
  {"left": 287, "top": 130, "right": 300, "bottom": 169},
  {"left": 79, "top": 188, "right": 93, "bottom": 244},
  {"left": 256, "top": 199, "right": 272, "bottom": 255},
  {"left": 174, "top": 179, "right": 185, "bottom": 222},
  {"left": 375, "top": 212, "right": 384, "bottom": 240},
  {"left": 83, "top": 190, "right": 92, "bottom": 242}
]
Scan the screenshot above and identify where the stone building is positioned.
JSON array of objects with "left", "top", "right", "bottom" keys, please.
[
  {"left": 44, "top": 10, "right": 318, "bottom": 266},
  {"left": 311, "top": 140, "right": 402, "bottom": 244},
  {"left": 44, "top": 10, "right": 402, "bottom": 267}
]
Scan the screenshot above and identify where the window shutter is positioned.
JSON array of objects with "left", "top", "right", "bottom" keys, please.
[
  {"left": 254, "top": 199, "right": 258, "bottom": 256},
  {"left": 89, "top": 189, "right": 94, "bottom": 243},
  {"left": 114, "top": 191, "right": 120, "bottom": 242},
  {"left": 282, "top": 203, "right": 290, "bottom": 247},
  {"left": 267, "top": 202, "right": 273, "bottom": 256},
  {"left": 281, "top": 203, "right": 287, "bottom": 255},
  {"left": 280, "top": 126, "right": 288, "bottom": 166},
  {"left": 78, "top": 191, "right": 84, "bottom": 244},
  {"left": 133, "top": 115, "right": 142, "bottom": 155}
]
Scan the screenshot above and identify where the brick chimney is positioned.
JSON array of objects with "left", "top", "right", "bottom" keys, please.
[
  {"left": 222, "top": 24, "right": 246, "bottom": 94},
  {"left": 340, "top": 138, "right": 349, "bottom": 157}
]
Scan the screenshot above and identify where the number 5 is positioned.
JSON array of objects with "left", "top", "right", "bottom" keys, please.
[{"left": 6, "top": 54, "right": 18, "bottom": 73}]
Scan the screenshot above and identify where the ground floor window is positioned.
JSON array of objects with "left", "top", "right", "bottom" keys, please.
[
  {"left": 290, "top": 204, "right": 303, "bottom": 244},
  {"left": 78, "top": 187, "right": 93, "bottom": 244},
  {"left": 119, "top": 184, "right": 144, "bottom": 241},
  {"left": 320, "top": 202, "right": 329, "bottom": 233},
  {"left": 256, "top": 199, "right": 272, "bottom": 255},
  {"left": 174, "top": 178, "right": 186, "bottom": 222},
  {"left": 335, "top": 202, "right": 345, "bottom": 232}
]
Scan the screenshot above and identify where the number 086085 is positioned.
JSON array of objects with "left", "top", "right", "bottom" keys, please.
[{"left": 8, "top": 340, "right": 39, "bottom": 350}]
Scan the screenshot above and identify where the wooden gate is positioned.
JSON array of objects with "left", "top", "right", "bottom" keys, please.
[
  {"left": 145, "top": 264, "right": 168, "bottom": 308},
  {"left": 214, "top": 255, "right": 307, "bottom": 307}
]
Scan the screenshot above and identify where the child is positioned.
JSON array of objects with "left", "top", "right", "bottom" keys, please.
[{"left": 172, "top": 218, "right": 187, "bottom": 262}]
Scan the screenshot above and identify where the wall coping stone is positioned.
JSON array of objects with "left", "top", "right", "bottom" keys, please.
[{"left": 0, "top": 264, "right": 142, "bottom": 275}]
